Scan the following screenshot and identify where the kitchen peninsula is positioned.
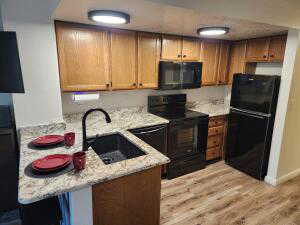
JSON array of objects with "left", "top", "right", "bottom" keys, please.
[
  {"left": 19, "top": 108, "right": 170, "bottom": 225},
  {"left": 18, "top": 102, "right": 229, "bottom": 225}
]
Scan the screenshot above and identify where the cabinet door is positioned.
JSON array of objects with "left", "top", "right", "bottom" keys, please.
[
  {"left": 137, "top": 32, "right": 161, "bottom": 89},
  {"left": 110, "top": 30, "right": 137, "bottom": 90},
  {"left": 268, "top": 35, "right": 287, "bottom": 62},
  {"left": 228, "top": 41, "right": 247, "bottom": 84},
  {"left": 182, "top": 37, "right": 200, "bottom": 61},
  {"left": 200, "top": 40, "right": 219, "bottom": 86},
  {"left": 245, "top": 38, "right": 270, "bottom": 62},
  {"left": 217, "top": 41, "right": 230, "bottom": 85},
  {"left": 55, "top": 22, "right": 110, "bottom": 91},
  {"left": 161, "top": 35, "right": 182, "bottom": 60}
]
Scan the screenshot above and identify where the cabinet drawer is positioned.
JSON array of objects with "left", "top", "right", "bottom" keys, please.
[
  {"left": 208, "top": 125, "right": 224, "bottom": 136},
  {"left": 207, "top": 134, "right": 222, "bottom": 149},
  {"left": 209, "top": 116, "right": 226, "bottom": 128},
  {"left": 206, "top": 147, "right": 221, "bottom": 160}
]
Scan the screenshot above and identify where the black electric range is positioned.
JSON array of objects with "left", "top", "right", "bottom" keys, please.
[{"left": 148, "top": 94, "right": 209, "bottom": 179}]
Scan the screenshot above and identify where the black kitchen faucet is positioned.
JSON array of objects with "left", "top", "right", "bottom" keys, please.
[{"left": 82, "top": 108, "right": 111, "bottom": 151}]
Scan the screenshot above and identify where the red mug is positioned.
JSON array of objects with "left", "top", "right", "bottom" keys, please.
[
  {"left": 73, "top": 151, "right": 86, "bottom": 171},
  {"left": 64, "top": 132, "right": 75, "bottom": 147}
]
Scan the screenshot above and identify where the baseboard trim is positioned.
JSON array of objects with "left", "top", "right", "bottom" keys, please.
[
  {"left": 264, "top": 175, "right": 278, "bottom": 186},
  {"left": 265, "top": 168, "right": 300, "bottom": 186},
  {"left": 277, "top": 168, "right": 300, "bottom": 185}
]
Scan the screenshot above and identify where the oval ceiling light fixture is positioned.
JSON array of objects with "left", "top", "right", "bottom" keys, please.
[
  {"left": 197, "top": 27, "right": 229, "bottom": 36},
  {"left": 88, "top": 10, "right": 130, "bottom": 24}
]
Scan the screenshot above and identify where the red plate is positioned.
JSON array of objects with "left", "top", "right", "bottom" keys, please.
[
  {"left": 32, "top": 154, "right": 72, "bottom": 171},
  {"left": 32, "top": 135, "right": 64, "bottom": 146}
]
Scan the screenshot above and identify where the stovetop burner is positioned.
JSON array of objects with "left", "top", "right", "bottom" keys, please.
[
  {"left": 148, "top": 94, "right": 208, "bottom": 121},
  {"left": 153, "top": 109, "right": 208, "bottom": 121}
]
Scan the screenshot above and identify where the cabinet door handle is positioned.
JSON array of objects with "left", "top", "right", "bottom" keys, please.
[
  {"left": 263, "top": 55, "right": 267, "bottom": 58},
  {"left": 139, "top": 83, "right": 143, "bottom": 86},
  {"left": 270, "top": 54, "right": 274, "bottom": 58},
  {"left": 106, "top": 83, "right": 110, "bottom": 88},
  {"left": 133, "top": 83, "right": 136, "bottom": 86},
  {"left": 178, "top": 54, "right": 181, "bottom": 58},
  {"left": 183, "top": 55, "right": 186, "bottom": 58}
]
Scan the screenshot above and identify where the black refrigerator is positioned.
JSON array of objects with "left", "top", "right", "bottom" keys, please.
[{"left": 225, "top": 74, "right": 281, "bottom": 180}]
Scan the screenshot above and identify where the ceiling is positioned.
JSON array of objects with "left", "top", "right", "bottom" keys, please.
[{"left": 52, "top": 0, "right": 288, "bottom": 40}]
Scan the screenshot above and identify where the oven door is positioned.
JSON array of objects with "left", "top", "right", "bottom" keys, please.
[{"left": 168, "top": 118, "right": 207, "bottom": 159}]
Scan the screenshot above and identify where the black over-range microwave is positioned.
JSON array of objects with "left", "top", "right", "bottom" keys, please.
[{"left": 158, "top": 61, "right": 202, "bottom": 90}]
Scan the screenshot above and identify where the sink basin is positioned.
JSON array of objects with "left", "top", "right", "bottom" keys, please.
[{"left": 89, "top": 133, "right": 146, "bottom": 165}]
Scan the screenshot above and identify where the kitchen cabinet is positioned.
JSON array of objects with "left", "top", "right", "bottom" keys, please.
[
  {"left": 93, "top": 166, "right": 161, "bottom": 225},
  {"left": 161, "top": 35, "right": 200, "bottom": 61},
  {"left": 217, "top": 41, "right": 231, "bottom": 85},
  {"left": 228, "top": 41, "right": 247, "bottom": 84},
  {"left": 110, "top": 29, "right": 137, "bottom": 90},
  {"left": 245, "top": 35, "right": 286, "bottom": 62},
  {"left": 245, "top": 37, "right": 270, "bottom": 62},
  {"left": 161, "top": 35, "right": 182, "bottom": 60},
  {"left": 55, "top": 22, "right": 110, "bottom": 91},
  {"left": 182, "top": 37, "right": 200, "bottom": 61},
  {"left": 268, "top": 35, "right": 287, "bottom": 62},
  {"left": 200, "top": 40, "right": 220, "bottom": 86},
  {"left": 137, "top": 32, "right": 161, "bottom": 89},
  {"left": 206, "top": 115, "right": 227, "bottom": 161}
]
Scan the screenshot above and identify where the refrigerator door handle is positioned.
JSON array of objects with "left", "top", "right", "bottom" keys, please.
[{"left": 231, "top": 108, "right": 269, "bottom": 119}]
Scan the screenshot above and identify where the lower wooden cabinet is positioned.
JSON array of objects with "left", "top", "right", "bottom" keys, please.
[
  {"left": 92, "top": 166, "right": 161, "bottom": 225},
  {"left": 206, "top": 115, "right": 227, "bottom": 161}
]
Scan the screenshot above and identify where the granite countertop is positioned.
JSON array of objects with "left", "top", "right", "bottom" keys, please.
[
  {"left": 18, "top": 103, "right": 229, "bottom": 204},
  {"left": 187, "top": 99, "right": 230, "bottom": 117},
  {"left": 18, "top": 108, "right": 170, "bottom": 204}
]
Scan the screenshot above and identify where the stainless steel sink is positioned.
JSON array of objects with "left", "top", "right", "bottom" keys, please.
[{"left": 89, "top": 133, "right": 146, "bottom": 165}]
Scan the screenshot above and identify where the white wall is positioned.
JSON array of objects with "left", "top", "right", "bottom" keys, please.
[
  {"left": 275, "top": 30, "right": 300, "bottom": 183},
  {"left": 1, "top": 0, "right": 64, "bottom": 127},
  {"left": 255, "top": 63, "right": 283, "bottom": 76},
  {"left": 265, "top": 29, "right": 300, "bottom": 185},
  {"left": 62, "top": 86, "right": 227, "bottom": 114}
]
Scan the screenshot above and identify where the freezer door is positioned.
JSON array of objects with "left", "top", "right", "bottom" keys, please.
[
  {"left": 230, "top": 74, "right": 279, "bottom": 114},
  {"left": 225, "top": 109, "right": 271, "bottom": 180}
]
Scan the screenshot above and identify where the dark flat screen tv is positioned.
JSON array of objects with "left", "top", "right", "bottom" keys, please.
[{"left": 0, "top": 32, "right": 24, "bottom": 93}]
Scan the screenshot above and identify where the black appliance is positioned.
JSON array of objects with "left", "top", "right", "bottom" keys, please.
[
  {"left": 148, "top": 94, "right": 208, "bottom": 179},
  {"left": 158, "top": 61, "right": 202, "bottom": 90},
  {"left": 0, "top": 106, "right": 19, "bottom": 211},
  {"left": 129, "top": 124, "right": 168, "bottom": 176},
  {"left": 226, "top": 74, "right": 281, "bottom": 180},
  {"left": 0, "top": 32, "right": 24, "bottom": 93}
]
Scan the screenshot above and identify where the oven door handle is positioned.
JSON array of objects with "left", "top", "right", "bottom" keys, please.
[{"left": 131, "top": 127, "right": 166, "bottom": 135}]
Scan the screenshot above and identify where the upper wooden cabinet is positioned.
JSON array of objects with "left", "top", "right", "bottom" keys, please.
[
  {"left": 200, "top": 40, "right": 220, "bottom": 86},
  {"left": 245, "top": 35, "right": 286, "bottom": 62},
  {"left": 161, "top": 35, "right": 182, "bottom": 60},
  {"left": 55, "top": 22, "right": 110, "bottom": 92},
  {"left": 217, "top": 41, "right": 230, "bottom": 85},
  {"left": 181, "top": 37, "right": 200, "bottom": 61},
  {"left": 137, "top": 32, "right": 161, "bottom": 89},
  {"left": 161, "top": 35, "right": 200, "bottom": 61},
  {"left": 268, "top": 35, "right": 287, "bottom": 62},
  {"left": 110, "top": 29, "right": 137, "bottom": 90},
  {"left": 228, "top": 41, "right": 247, "bottom": 84},
  {"left": 245, "top": 38, "right": 269, "bottom": 62}
]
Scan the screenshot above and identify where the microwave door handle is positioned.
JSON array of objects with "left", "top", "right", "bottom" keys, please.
[{"left": 194, "top": 66, "right": 198, "bottom": 81}]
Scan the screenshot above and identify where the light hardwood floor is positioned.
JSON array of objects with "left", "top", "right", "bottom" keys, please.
[{"left": 161, "top": 161, "right": 300, "bottom": 225}]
